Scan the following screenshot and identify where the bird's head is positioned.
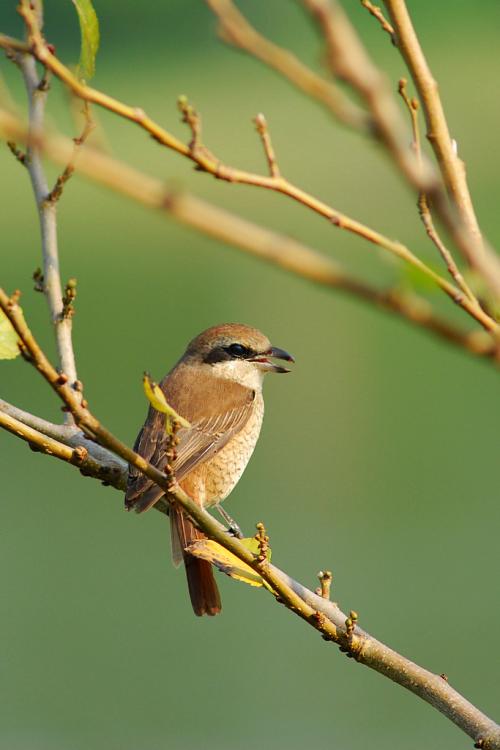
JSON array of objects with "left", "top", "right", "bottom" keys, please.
[{"left": 183, "top": 323, "right": 294, "bottom": 389}]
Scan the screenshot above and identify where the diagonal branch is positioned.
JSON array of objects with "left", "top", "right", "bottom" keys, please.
[
  {"left": 1, "top": 287, "right": 499, "bottom": 749},
  {"left": 0, "top": 407, "right": 125, "bottom": 487},
  {"left": 397, "top": 78, "right": 476, "bottom": 302},
  {"left": 382, "top": 0, "right": 500, "bottom": 300},
  {"left": 0, "top": 106, "right": 495, "bottom": 360}
]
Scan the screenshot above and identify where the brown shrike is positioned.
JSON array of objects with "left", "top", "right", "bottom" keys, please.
[{"left": 125, "top": 324, "right": 293, "bottom": 616}]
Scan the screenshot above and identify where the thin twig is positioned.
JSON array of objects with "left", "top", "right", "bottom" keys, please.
[
  {"left": 360, "top": 0, "right": 394, "bottom": 35},
  {"left": 0, "top": 106, "right": 495, "bottom": 360},
  {"left": 398, "top": 78, "right": 476, "bottom": 302},
  {"left": 18, "top": 53, "right": 79, "bottom": 391},
  {"left": 254, "top": 113, "right": 280, "bottom": 177},
  {"left": 1, "top": 287, "right": 499, "bottom": 749},
  {"left": 384, "top": 0, "right": 500, "bottom": 299},
  {"left": 7, "top": 139, "right": 26, "bottom": 164},
  {"left": 47, "top": 101, "right": 95, "bottom": 203}
]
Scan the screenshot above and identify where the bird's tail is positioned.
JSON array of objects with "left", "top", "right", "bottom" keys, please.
[{"left": 170, "top": 504, "right": 222, "bottom": 617}]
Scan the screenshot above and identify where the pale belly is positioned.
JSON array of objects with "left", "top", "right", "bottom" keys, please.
[{"left": 202, "top": 394, "right": 264, "bottom": 507}]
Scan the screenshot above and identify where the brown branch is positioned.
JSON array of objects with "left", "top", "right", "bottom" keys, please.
[
  {"left": 0, "top": 105, "right": 495, "bottom": 360},
  {"left": 398, "top": 78, "right": 476, "bottom": 302},
  {"left": 1, "top": 287, "right": 499, "bottom": 749},
  {"left": 254, "top": 113, "right": 280, "bottom": 178},
  {"left": 47, "top": 101, "right": 95, "bottom": 203},
  {"left": 383, "top": 0, "right": 500, "bottom": 299},
  {"left": 0, "top": 407, "right": 124, "bottom": 487},
  {"left": 5, "top": 7, "right": 498, "bottom": 330},
  {"left": 360, "top": 0, "right": 394, "bottom": 35},
  {"left": 0, "top": 398, "right": 127, "bottom": 487}
]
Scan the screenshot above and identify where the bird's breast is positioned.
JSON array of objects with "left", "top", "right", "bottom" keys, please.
[{"left": 201, "top": 392, "right": 264, "bottom": 506}]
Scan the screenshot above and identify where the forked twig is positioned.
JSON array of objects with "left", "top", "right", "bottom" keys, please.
[{"left": 398, "top": 78, "right": 476, "bottom": 303}]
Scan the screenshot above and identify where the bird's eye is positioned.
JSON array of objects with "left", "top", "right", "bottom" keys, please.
[{"left": 226, "top": 343, "right": 251, "bottom": 358}]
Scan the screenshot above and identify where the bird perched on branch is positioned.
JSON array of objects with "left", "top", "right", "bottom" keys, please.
[{"left": 125, "top": 323, "right": 294, "bottom": 616}]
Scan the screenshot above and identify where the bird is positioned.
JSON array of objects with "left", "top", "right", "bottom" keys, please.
[{"left": 125, "top": 323, "right": 294, "bottom": 616}]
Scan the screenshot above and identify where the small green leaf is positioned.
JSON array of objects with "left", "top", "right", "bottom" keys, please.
[
  {"left": 143, "top": 373, "right": 191, "bottom": 431},
  {"left": 0, "top": 309, "right": 20, "bottom": 360},
  {"left": 240, "top": 536, "right": 272, "bottom": 562},
  {"left": 72, "top": 0, "right": 100, "bottom": 80}
]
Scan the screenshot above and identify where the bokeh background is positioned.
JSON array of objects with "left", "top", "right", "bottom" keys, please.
[{"left": 1, "top": 2, "right": 499, "bottom": 749}]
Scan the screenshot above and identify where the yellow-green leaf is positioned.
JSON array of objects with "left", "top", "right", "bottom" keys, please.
[
  {"left": 0, "top": 309, "right": 20, "bottom": 360},
  {"left": 72, "top": 0, "right": 100, "bottom": 80},
  {"left": 187, "top": 538, "right": 273, "bottom": 589},
  {"left": 143, "top": 373, "right": 191, "bottom": 430},
  {"left": 240, "top": 536, "right": 272, "bottom": 562}
]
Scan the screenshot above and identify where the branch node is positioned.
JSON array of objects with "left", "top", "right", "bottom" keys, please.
[
  {"left": 71, "top": 445, "right": 88, "bottom": 464},
  {"left": 33, "top": 267, "right": 44, "bottom": 292},
  {"left": 178, "top": 95, "right": 202, "bottom": 153},
  {"left": 360, "top": 0, "right": 395, "bottom": 36},
  {"left": 345, "top": 609, "right": 359, "bottom": 640},
  {"left": 9, "top": 289, "right": 21, "bottom": 306},
  {"left": 255, "top": 521, "right": 270, "bottom": 563},
  {"left": 254, "top": 112, "right": 280, "bottom": 178},
  {"left": 317, "top": 569, "right": 333, "bottom": 599},
  {"left": 62, "top": 277, "right": 77, "bottom": 318},
  {"left": 7, "top": 140, "right": 27, "bottom": 165}
]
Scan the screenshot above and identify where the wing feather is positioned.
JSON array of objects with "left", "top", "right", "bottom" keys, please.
[{"left": 125, "top": 364, "right": 255, "bottom": 512}]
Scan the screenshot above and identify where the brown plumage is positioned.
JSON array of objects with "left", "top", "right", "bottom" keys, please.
[{"left": 125, "top": 323, "right": 293, "bottom": 616}]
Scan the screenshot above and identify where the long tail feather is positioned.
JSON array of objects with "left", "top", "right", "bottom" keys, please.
[{"left": 170, "top": 504, "right": 222, "bottom": 616}]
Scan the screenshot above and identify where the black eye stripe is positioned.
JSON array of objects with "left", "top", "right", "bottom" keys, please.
[
  {"left": 203, "top": 343, "right": 255, "bottom": 364},
  {"left": 225, "top": 343, "right": 252, "bottom": 358}
]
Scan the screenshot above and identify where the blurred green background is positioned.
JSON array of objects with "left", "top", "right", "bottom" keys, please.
[{"left": 1, "top": 2, "right": 499, "bottom": 749}]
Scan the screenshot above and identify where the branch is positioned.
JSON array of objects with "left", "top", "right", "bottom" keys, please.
[
  {"left": 0, "top": 106, "right": 495, "bottom": 361},
  {"left": 398, "top": 78, "right": 475, "bottom": 302},
  {"left": 1, "top": 288, "right": 499, "bottom": 749},
  {"left": 17, "top": 53, "right": 79, "bottom": 389},
  {"left": 383, "top": 0, "right": 500, "bottom": 299},
  {"left": 0, "top": 399, "right": 127, "bottom": 488},
  {"left": 0, "top": 407, "right": 125, "bottom": 487},
  {"left": 360, "top": 0, "right": 394, "bottom": 35}
]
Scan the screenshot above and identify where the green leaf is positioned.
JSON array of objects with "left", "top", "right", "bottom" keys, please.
[
  {"left": 72, "top": 0, "right": 100, "bottom": 80},
  {"left": 0, "top": 309, "right": 20, "bottom": 360},
  {"left": 143, "top": 373, "right": 191, "bottom": 431}
]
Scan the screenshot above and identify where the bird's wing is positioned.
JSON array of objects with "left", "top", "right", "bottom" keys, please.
[{"left": 125, "top": 367, "right": 255, "bottom": 512}]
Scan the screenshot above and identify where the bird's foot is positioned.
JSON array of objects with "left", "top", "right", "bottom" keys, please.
[
  {"left": 215, "top": 504, "right": 244, "bottom": 539},
  {"left": 226, "top": 521, "right": 244, "bottom": 539}
]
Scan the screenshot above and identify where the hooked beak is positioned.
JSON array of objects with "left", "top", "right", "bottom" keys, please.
[{"left": 250, "top": 346, "right": 295, "bottom": 373}]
